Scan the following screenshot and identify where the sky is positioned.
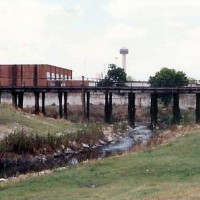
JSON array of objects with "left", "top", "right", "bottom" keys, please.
[{"left": 0, "top": 0, "right": 200, "bottom": 81}]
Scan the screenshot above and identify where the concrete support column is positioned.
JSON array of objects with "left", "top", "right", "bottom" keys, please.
[
  {"left": 196, "top": 93, "right": 200, "bottom": 123},
  {"left": 128, "top": 92, "right": 135, "bottom": 127},
  {"left": 42, "top": 92, "right": 46, "bottom": 115},
  {"left": 105, "top": 90, "right": 109, "bottom": 123},
  {"left": 81, "top": 90, "right": 86, "bottom": 123},
  {"left": 18, "top": 92, "right": 24, "bottom": 109},
  {"left": 150, "top": 93, "right": 158, "bottom": 129},
  {"left": 11, "top": 92, "right": 18, "bottom": 108},
  {"left": 109, "top": 92, "right": 112, "bottom": 121},
  {"left": 34, "top": 92, "right": 40, "bottom": 114},
  {"left": 104, "top": 90, "right": 112, "bottom": 123},
  {"left": 58, "top": 92, "right": 63, "bottom": 118},
  {"left": 172, "top": 93, "right": 181, "bottom": 124},
  {"left": 82, "top": 76, "right": 86, "bottom": 123},
  {"left": 86, "top": 92, "right": 90, "bottom": 121},
  {"left": 64, "top": 92, "right": 68, "bottom": 119}
]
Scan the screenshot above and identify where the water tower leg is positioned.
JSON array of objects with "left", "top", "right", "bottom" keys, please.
[
  {"left": 196, "top": 93, "right": 200, "bottom": 123},
  {"left": 64, "top": 92, "right": 68, "bottom": 119},
  {"left": 150, "top": 93, "right": 158, "bottom": 129},
  {"left": 172, "top": 93, "right": 181, "bottom": 124},
  {"left": 128, "top": 92, "right": 135, "bottom": 127}
]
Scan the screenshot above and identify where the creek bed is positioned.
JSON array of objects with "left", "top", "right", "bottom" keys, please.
[{"left": 0, "top": 125, "right": 153, "bottom": 179}]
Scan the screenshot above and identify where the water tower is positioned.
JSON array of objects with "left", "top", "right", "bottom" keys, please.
[{"left": 120, "top": 48, "right": 128, "bottom": 72}]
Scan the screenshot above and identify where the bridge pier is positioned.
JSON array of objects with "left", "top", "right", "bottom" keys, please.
[
  {"left": 172, "top": 93, "right": 181, "bottom": 124},
  {"left": 42, "top": 92, "right": 46, "bottom": 115},
  {"left": 18, "top": 92, "right": 24, "bottom": 109},
  {"left": 109, "top": 92, "right": 112, "bottom": 122},
  {"left": 104, "top": 90, "right": 112, "bottom": 123},
  {"left": 82, "top": 90, "right": 86, "bottom": 123},
  {"left": 196, "top": 93, "right": 200, "bottom": 123},
  {"left": 150, "top": 93, "right": 158, "bottom": 129},
  {"left": 128, "top": 92, "right": 135, "bottom": 127},
  {"left": 58, "top": 92, "right": 63, "bottom": 118},
  {"left": 11, "top": 92, "right": 18, "bottom": 108},
  {"left": 64, "top": 92, "right": 68, "bottom": 119},
  {"left": 34, "top": 92, "right": 40, "bottom": 114},
  {"left": 86, "top": 92, "right": 90, "bottom": 121},
  {"left": 81, "top": 76, "right": 86, "bottom": 123}
]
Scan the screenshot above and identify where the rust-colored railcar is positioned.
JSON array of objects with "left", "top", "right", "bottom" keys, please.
[{"left": 0, "top": 64, "right": 73, "bottom": 87}]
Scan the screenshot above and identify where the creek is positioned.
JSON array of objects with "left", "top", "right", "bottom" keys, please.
[{"left": 0, "top": 125, "right": 153, "bottom": 179}]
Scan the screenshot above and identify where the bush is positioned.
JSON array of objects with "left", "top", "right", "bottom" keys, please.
[{"left": 0, "top": 125, "right": 103, "bottom": 155}]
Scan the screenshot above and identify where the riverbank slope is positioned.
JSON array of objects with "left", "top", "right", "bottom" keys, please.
[{"left": 0, "top": 126, "right": 200, "bottom": 199}]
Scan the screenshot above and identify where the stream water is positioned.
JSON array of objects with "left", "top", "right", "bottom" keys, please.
[{"left": 0, "top": 125, "right": 153, "bottom": 179}]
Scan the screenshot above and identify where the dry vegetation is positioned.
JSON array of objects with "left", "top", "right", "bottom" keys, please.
[
  {"left": 0, "top": 125, "right": 200, "bottom": 200},
  {"left": 0, "top": 101, "right": 199, "bottom": 199}
]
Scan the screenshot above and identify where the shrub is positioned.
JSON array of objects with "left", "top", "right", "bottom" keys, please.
[{"left": 0, "top": 125, "right": 103, "bottom": 155}]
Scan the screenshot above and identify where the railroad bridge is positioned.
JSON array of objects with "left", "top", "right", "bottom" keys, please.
[{"left": 0, "top": 84, "right": 200, "bottom": 128}]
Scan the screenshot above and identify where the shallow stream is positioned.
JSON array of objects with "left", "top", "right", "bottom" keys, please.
[{"left": 0, "top": 125, "right": 153, "bottom": 179}]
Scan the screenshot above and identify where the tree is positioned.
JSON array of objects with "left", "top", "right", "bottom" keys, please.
[
  {"left": 98, "top": 64, "right": 127, "bottom": 87},
  {"left": 127, "top": 76, "right": 134, "bottom": 81},
  {"left": 188, "top": 77, "right": 196, "bottom": 85},
  {"left": 148, "top": 68, "right": 189, "bottom": 106}
]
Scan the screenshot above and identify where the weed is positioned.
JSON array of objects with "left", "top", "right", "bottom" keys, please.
[{"left": 0, "top": 124, "right": 103, "bottom": 156}]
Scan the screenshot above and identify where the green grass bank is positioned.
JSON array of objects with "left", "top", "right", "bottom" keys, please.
[
  {"left": 0, "top": 128, "right": 200, "bottom": 199},
  {"left": 0, "top": 104, "right": 86, "bottom": 136},
  {"left": 0, "top": 105, "right": 105, "bottom": 156}
]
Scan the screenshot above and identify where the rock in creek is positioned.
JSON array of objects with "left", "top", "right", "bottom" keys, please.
[{"left": 0, "top": 178, "right": 7, "bottom": 182}]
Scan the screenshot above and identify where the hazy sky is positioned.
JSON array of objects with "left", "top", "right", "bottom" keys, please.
[{"left": 1, "top": 0, "right": 200, "bottom": 81}]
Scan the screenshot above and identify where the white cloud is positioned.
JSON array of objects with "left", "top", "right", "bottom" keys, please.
[
  {"left": 0, "top": 0, "right": 200, "bottom": 81},
  {"left": 107, "top": 0, "right": 200, "bottom": 21},
  {"left": 174, "top": 27, "right": 200, "bottom": 77},
  {"left": 106, "top": 0, "right": 147, "bottom": 20},
  {"left": 103, "top": 0, "right": 200, "bottom": 80},
  {"left": 105, "top": 23, "right": 146, "bottom": 41},
  {"left": 0, "top": 0, "right": 85, "bottom": 66}
]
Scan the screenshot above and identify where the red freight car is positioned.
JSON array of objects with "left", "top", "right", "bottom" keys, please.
[{"left": 0, "top": 64, "right": 73, "bottom": 87}]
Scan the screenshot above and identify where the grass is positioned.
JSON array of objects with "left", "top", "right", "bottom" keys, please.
[
  {"left": 0, "top": 104, "right": 104, "bottom": 155},
  {"left": 0, "top": 104, "right": 85, "bottom": 136},
  {"left": 0, "top": 129, "right": 200, "bottom": 199}
]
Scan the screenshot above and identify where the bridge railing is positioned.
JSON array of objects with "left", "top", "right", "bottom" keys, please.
[{"left": 0, "top": 75, "right": 200, "bottom": 89}]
